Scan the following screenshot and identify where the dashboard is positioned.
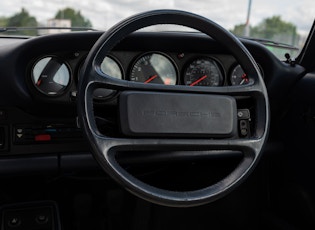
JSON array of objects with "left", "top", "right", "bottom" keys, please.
[
  {"left": 3, "top": 31, "right": 273, "bottom": 106},
  {"left": 30, "top": 50, "right": 258, "bottom": 98},
  {"left": 0, "top": 30, "right": 298, "bottom": 159},
  {"left": 0, "top": 13, "right": 313, "bottom": 227}
]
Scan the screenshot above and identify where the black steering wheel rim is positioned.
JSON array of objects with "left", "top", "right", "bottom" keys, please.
[{"left": 77, "top": 9, "right": 269, "bottom": 207}]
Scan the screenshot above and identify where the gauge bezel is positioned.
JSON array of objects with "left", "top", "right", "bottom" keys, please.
[
  {"left": 31, "top": 55, "right": 72, "bottom": 97},
  {"left": 128, "top": 51, "right": 178, "bottom": 85},
  {"left": 182, "top": 56, "right": 225, "bottom": 87}
]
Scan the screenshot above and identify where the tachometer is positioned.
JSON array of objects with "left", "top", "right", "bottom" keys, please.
[
  {"left": 129, "top": 52, "right": 177, "bottom": 85},
  {"left": 183, "top": 57, "right": 223, "bottom": 86}
]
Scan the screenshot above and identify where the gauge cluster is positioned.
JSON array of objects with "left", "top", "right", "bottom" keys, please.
[{"left": 29, "top": 50, "right": 263, "bottom": 101}]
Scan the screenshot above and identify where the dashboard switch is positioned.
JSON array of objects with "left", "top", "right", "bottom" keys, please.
[
  {"left": 13, "top": 124, "right": 83, "bottom": 144},
  {"left": 237, "top": 109, "right": 251, "bottom": 138},
  {"left": 35, "top": 134, "right": 51, "bottom": 142}
]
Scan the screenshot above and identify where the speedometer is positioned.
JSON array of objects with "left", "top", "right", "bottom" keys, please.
[{"left": 183, "top": 57, "right": 223, "bottom": 86}]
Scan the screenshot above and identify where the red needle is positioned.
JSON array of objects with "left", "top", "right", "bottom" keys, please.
[
  {"left": 144, "top": 74, "right": 158, "bottom": 84},
  {"left": 36, "top": 78, "right": 42, "bottom": 86},
  {"left": 190, "top": 75, "right": 207, "bottom": 86},
  {"left": 241, "top": 73, "right": 249, "bottom": 84}
]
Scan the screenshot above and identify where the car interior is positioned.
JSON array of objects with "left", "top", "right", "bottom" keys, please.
[{"left": 0, "top": 9, "right": 315, "bottom": 230}]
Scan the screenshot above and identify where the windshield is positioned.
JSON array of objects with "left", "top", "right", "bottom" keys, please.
[{"left": 1, "top": 0, "right": 314, "bottom": 60}]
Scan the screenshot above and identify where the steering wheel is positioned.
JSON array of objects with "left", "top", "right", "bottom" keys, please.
[{"left": 77, "top": 9, "right": 269, "bottom": 207}]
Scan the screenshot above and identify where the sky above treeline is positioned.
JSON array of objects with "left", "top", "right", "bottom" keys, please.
[{"left": 1, "top": 0, "right": 314, "bottom": 35}]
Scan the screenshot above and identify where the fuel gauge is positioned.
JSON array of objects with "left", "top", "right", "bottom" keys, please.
[{"left": 32, "top": 56, "right": 71, "bottom": 96}]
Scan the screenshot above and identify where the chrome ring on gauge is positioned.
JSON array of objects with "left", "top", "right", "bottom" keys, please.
[
  {"left": 183, "top": 57, "right": 224, "bottom": 86},
  {"left": 129, "top": 52, "right": 177, "bottom": 85},
  {"left": 32, "top": 56, "right": 71, "bottom": 96}
]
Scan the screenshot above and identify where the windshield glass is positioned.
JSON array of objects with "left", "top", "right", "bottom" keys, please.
[{"left": 1, "top": 0, "right": 314, "bottom": 60}]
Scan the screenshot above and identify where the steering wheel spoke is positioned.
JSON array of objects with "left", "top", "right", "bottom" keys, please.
[{"left": 94, "top": 135, "right": 263, "bottom": 156}]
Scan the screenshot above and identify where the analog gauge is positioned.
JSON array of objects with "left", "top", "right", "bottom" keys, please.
[
  {"left": 230, "top": 65, "right": 249, "bottom": 86},
  {"left": 93, "top": 56, "right": 123, "bottom": 99},
  {"left": 32, "top": 56, "right": 70, "bottom": 96},
  {"left": 100, "top": 56, "right": 123, "bottom": 79},
  {"left": 129, "top": 53, "right": 177, "bottom": 85},
  {"left": 183, "top": 58, "right": 223, "bottom": 86},
  {"left": 229, "top": 64, "right": 263, "bottom": 86}
]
